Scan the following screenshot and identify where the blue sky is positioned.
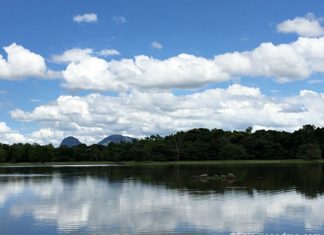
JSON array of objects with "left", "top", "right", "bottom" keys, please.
[{"left": 1, "top": 0, "right": 324, "bottom": 145}]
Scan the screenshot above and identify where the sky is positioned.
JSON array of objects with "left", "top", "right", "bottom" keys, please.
[{"left": 1, "top": 0, "right": 324, "bottom": 145}]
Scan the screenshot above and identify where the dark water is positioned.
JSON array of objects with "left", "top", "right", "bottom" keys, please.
[{"left": 0, "top": 163, "right": 324, "bottom": 235}]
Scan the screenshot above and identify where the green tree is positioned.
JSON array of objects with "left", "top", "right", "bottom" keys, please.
[
  {"left": 219, "top": 144, "right": 248, "bottom": 160},
  {"left": 297, "top": 143, "right": 322, "bottom": 160},
  {"left": 0, "top": 147, "right": 7, "bottom": 162}
]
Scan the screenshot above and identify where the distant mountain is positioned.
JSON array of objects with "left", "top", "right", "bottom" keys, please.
[
  {"left": 60, "top": 136, "right": 82, "bottom": 147},
  {"left": 98, "top": 135, "right": 135, "bottom": 146}
]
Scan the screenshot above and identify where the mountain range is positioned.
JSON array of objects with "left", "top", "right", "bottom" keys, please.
[{"left": 60, "top": 135, "right": 136, "bottom": 147}]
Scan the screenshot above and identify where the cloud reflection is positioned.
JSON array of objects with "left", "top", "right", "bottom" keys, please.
[{"left": 1, "top": 175, "right": 324, "bottom": 234}]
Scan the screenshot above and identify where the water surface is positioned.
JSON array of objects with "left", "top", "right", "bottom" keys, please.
[{"left": 0, "top": 164, "right": 323, "bottom": 234}]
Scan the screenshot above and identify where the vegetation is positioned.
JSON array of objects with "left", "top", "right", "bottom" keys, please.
[{"left": 0, "top": 125, "right": 323, "bottom": 163}]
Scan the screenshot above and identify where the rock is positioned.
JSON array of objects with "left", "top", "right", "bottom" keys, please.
[
  {"left": 211, "top": 174, "right": 220, "bottom": 181},
  {"left": 199, "top": 174, "right": 209, "bottom": 178},
  {"left": 199, "top": 174, "right": 209, "bottom": 182},
  {"left": 193, "top": 173, "right": 235, "bottom": 183},
  {"left": 220, "top": 175, "right": 227, "bottom": 182}
]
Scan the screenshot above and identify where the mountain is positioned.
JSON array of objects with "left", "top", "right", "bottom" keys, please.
[
  {"left": 60, "top": 136, "right": 82, "bottom": 147},
  {"left": 98, "top": 135, "right": 135, "bottom": 146}
]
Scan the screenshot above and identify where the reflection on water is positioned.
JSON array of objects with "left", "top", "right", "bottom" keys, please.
[{"left": 0, "top": 164, "right": 324, "bottom": 234}]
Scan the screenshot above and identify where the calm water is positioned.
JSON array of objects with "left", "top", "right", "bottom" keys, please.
[{"left": 0, "top": 164, "right": 324, "bottom": 235}]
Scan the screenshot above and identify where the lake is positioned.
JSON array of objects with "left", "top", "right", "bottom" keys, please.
[{"left": 0, "top": 163, "right": 323, "bottom": 234}]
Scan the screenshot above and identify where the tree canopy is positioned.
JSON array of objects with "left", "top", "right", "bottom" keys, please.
[{"left": 0, "top": 125, "right": 323, "bottom": 163}]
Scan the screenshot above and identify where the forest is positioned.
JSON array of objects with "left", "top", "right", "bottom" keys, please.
[{"left": 0, "top": 125, "right": 323, "bottom": 163}]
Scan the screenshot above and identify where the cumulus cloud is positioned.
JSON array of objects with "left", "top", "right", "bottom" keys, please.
[
  {"left": 9, "top": 84, "right": 324, "bottom": 145},
  {"left": 0, "top": 43, "right": 49, "bottom": 80},
  {"left": 151, "top": 41, "right": 163, "bottom": 49},
  {"left": 4, "top": 33, "right": 324, "bottom": 90},
  {"left": 277, "top": 13, "right": 324, "bottom": 37},
  {"left": 30, "top": 128, "right": 64, "bottom": 145},
  {"left": 112, "top": 16, "right": 126, "bottom": 24},
  {"left": 56, "top": 52, "right": 228, "bottom": 91},
  {"left": 0, "top": 121, "right": 64, "bottom": 145},
  {"left": 214, "top": 43, "right": 310, "bottom": 82},
  {"left": 50, "top": 36, "right": 324, "bottom": 92},
  {"left": 0, "top": 122, "right": 11, "bottom": 133},
  {"left": 52, "top": 48, "right": 121, "bottom": 62},
  {"left": 214, "top": 36, "right": 324, "bottom": 82},
  {"left": 73, "top": 13, "right": 98, "bottom": 23},
  {"left": 61, "top": 55, "right": 126, "bottom": 91},
  {"left": 0, "top": 122, "right": 26, "bottom": 144}
]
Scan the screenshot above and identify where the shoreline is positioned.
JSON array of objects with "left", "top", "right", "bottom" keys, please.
[{"left": 1, "top": 159, "right": 324, "bottom": 167}]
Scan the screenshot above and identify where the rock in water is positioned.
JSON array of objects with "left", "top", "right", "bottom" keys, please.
[
  {"left": 199, "top": 174, "right": 209, "bottom": 178},
  {"left": 227, "top": 173, "right": 236, "bottom": 179}
]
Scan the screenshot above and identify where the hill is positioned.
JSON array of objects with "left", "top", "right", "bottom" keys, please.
[
  {"left": 98, "top": 135, "right": 135, "bottom": 146},
  {"left": 60, "top": 136, "right": 82, "bottom": 147}
]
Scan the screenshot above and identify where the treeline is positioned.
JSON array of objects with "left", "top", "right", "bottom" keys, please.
[{"left": 0, "top": 125, "right": 323, "bottom": 163}]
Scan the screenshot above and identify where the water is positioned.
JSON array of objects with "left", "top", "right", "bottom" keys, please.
[{"left": 0, "top": 164, "right": 323, "bottom": 234}]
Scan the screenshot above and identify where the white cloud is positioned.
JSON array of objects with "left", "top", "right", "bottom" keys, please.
[
  {"left": 127, "top": 54, "right": 228, "bottom": 88},
  {"left": 3, "top": 33, "right": 324, "bottom": 90},
  {"left": 9, "top": 84, "right": 324, "bottom": 145},
  {"left": 151, "top": 41, "right": 163, "bottom": 49},
  {"left": 0, "top": 43, "right": 48, "bottom": 80},
  {"left": 112, "top": 16, "right": 126, "bottom": 24},
  {"left": 98, "top": 49, "right": 120, "bottom": 56},
  {"left": 52, "top": 48, "right": 94, "bottom": 63},
  {"left": 0, "top": 122, "right": 63, "bottom": 145},
  {"left": 52, "top": 48, "right": 126, "bottom": 91},
  {"left": 30, "top": 128, "right": 64, "bottom": 145},
  {"left": 51, "top": 36, "right": 324, "bottom": 92},
  {"left": 53, "top": 48, "right": 121, "bottom": 63},
  {"left": 57, "top": 52, "right": 228, "bottom": 91},
  {"left": 0, "top": 122, "right": 26, "bottom": 144},
  {"left": 214, "top": 42, "right": 310, "bottom": 82},
  {"left": 73, "top": 13, "right": 98, "bottom": 23},
  {"left": 277, "top": 13, "right": 324, "bottom": 37},
  {"left": 214, "top": 36, "right": 324, "bottom": 82},
  {"left": 61, "top": 56, "right": 126, "bottom": 91},
  {"left": 3, "top": 133, "right": 26, "bottom": 144},
  {"left": 0, "top": 122, "right": 11, "bottom": 133}
]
